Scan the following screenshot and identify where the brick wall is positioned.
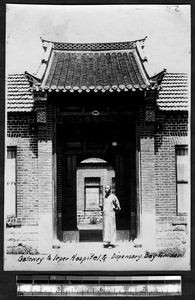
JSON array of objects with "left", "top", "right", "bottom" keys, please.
[
  {"left": 6, "top": 102, "right": 55, "bottom": 251},
  {"left": 7, "top": 113, "right": 38, "bottom": 227},
  {"left": 6, "top": 103, "right": 189, "bottom": 250},
  {"left": 37, "top": 103, "right": 53, "bottom": 214},
  {"left": 37, "top": 102, "right": 54, "bottom": 251},
  {"left": 155, "top": 111, "right": 189, "bottom": 249},
  {"left": 6, "top": 104, "right": 54, "bottom": 228},
  {"left": 139, "top": 103, "right": 156, "bottom": 247}
]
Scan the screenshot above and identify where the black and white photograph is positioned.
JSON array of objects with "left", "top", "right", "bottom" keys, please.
[{"left": 4, "top": 4, "right": 190, "bottom": 271}]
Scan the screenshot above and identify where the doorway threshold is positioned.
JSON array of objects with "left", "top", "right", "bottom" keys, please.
[
  {"left": 79, "top": 229, "right": 103, "bottom": 242},
  {"left": 78, "top": 224, "right": 102, "bottom": 230}
]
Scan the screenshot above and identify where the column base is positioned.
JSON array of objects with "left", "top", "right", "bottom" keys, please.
[
  {"left": 132, "top": 238, "right": 143, "bottom": 248},
  {"left": 38, "top": 212, "right": 53, "bottom": 253}
]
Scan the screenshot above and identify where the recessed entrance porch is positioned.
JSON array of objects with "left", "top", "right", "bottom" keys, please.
[{"left": 54, "top": 96, "right": 138, "bottom": 243}]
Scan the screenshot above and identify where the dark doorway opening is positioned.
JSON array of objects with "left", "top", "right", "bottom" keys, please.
[{"left": 56, "top": 101, "right": 136, "bottom": 242}]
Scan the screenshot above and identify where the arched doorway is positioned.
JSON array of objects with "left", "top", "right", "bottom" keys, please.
[{"left": 77, "top": 158, "right": 115, "bottom": 242}]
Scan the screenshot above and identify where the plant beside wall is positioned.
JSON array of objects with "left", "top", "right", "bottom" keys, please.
[
  {"left": 89, "top": 214, "right": 99, "bottom": 225},
  {"left": 7, "top": 243, "right": 39, "bottom": 255}
]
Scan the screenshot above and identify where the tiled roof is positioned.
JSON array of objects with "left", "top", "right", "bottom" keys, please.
[
  {"left": 7, "top": 74, "right": 34, "bottom": 112},
  {"left": 28, "top": 38, "right": 162, "bottom": 93},
  {"left": 6, "top": 73, "right": 189, "bottom": 112},
  {"left": 157, "top": 73, "right": 189, "bottom": 111},
  {"left": 39, "top": 50, "right": 152, "bottom": 92}
]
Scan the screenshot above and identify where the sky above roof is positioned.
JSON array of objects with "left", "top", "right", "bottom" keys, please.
[{"left": 6, "top": 4, "right": 190, "bottom": 75}]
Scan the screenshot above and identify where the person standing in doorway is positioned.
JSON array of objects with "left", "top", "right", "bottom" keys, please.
[{"left": 103, "top": 185, "right": 121, "bottom": 248}]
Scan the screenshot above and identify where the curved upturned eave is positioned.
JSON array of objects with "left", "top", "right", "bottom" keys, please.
[{"left": 27, "top": 37, "right": 162, "bottom": 92}]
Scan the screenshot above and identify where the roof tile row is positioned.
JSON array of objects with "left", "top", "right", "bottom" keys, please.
[
  {"left": 40, "top": 50, "right": 150, "bottom": 92},
  {"left": 7, "top": 73, "right": 189, "bottom": 112},
  {"left": 157, "top": 73, "right": 189, "bottom": 111},
  {"left": 7, "top": 74, "right": 34, "bottom": 112}
]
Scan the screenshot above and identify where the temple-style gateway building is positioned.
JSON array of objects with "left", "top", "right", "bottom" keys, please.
[{"left": 6, "top": 37, "right": 189, "bottom": 252}]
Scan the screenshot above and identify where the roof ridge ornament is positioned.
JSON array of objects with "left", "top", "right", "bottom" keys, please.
[
  {"left": 40, "top": 36, "right": 147, "bottom": 52},
  {"left": 25, "top": 71, "right": 41, "bottom": 86},
  {"left": 150, "top": 69, "right": 167, "bottom": 85},
  {"left": 25, "top": 39, "right": 54, "bottom": 84}
]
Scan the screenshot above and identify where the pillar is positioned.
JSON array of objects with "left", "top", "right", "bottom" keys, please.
[
  {"left": 35, "top": 92, "right": 54, "bottom": 252},
  {"left": 138, "top": 91, "right": 157, "bottom": 250}
]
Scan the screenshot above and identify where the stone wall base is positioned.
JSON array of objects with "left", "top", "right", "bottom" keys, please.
[
  {"left": 5, "top": 226, "right": 39, "bottom": 254},
  {"left": 156, "top": 222, "right": 188, "bottom": 250}
]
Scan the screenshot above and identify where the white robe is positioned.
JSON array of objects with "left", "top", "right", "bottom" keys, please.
[{"left": 103, "top": 194, "right": 120, "bottom": 244}]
